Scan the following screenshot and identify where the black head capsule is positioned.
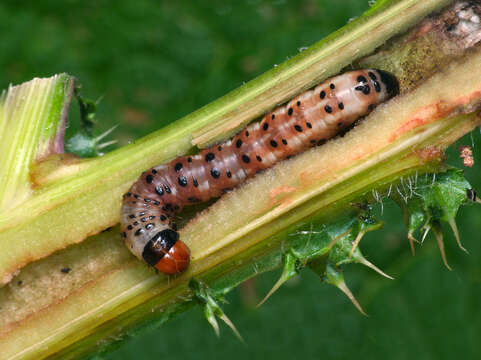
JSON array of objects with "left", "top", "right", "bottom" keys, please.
[
  {"left": 376, "top": 69, "right": 399, "bottom": 98},
  {"left": 142, "top": 229, "right": 190, "bottom": 275}
]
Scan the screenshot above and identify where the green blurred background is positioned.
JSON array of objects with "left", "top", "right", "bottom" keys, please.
[{"left": 1, "top": 1, "right": 481, "bottom": 359}]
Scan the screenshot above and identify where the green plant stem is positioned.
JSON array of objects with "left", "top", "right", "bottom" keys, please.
[
  {"left": 3, "top": 1, "right": 480, "bottom": 359},
  {"left": 0, "top": 0, "right": 451, "bottom": 285}
]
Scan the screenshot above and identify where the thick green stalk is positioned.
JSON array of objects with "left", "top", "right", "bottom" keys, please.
[
  {"left": 0, "top": 0, "right": 451, "bottom": 284},
  {"left": 0, "top": 74, "right": 74, "bottom": 211}
]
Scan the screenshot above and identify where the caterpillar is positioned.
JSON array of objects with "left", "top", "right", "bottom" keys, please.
[{"left": 121, "top": 69, "right": 399, "bottom": 275}]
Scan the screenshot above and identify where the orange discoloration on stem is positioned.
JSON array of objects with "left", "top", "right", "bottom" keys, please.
[
  {"left": 269, "top": 186, "right": 297, "bottom": 199},
  {"left": 389, "top": 102, "right": 447, "bottom": 142},
  {"left": 415, "top": 146, "right": 444, "bottom": 163},
  {"left": 390, "top": 87, "right": 481, "bottom": 142}
]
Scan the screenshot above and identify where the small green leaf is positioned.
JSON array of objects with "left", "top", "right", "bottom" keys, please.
[{"left": 394, "top": 169, "right": 472, "bottom": 255}]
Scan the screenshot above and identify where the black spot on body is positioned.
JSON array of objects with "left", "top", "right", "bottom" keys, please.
[
  {"left": 153, "top": 200, "right": 160, "bottom": 205},
  {"left": 145, "top": 223, "right": 155, "bottom": 230},
  {"left": 320, "top": 91, "right": 326, "bottom": 99},
  {"left": 236, "top": 139, "right": 243, "bottom": 148},
  {"left": 152, "top": 169, "right": 157, "bottom": 174},
  {"left": 317, "top": 139, "right": 326, "bottom": 146},
  {"left": 338, "top": 102, "right": 344, "bottom": 110},
  {"left": 129, "top": 214, "right": 135, "bottom": 219},
  {"left": 133, "top": 221, "right": 139, "bottom": 226},
  {"left": 155, "top": 186, "right": 164, "bottom": 196},
  {"left": 338, "top": 122, "right": 343, "bottom": 127},
  {"left": 193, "top": 179, "right": 199, "bottom": 187},
  {"left": 211, "top": 168, "right": 220, "bottom": 178},
  {"left": 288, "top": 108, "right": 293, "bottom": 116},
  {"left": 325, "top": 105, "right": 332, "bottom": 113},
  {"left": 164, "top": 185, "right": 171, "bottom": 194},
  {"left": 245, "top": 130, "right": 249, "bottom": 137},
  {"left": 373, "top": 81, "right": 381, "bottom": 92},
  {"left": 297, "top": 100, "right": 301, "bottom": 106},
  {"left": 294, "top": 125, "right": 303, "bottom": 132},
  {"left": 144, "top": 198, "right": 151, "bottom": 203},
  {"left": 205, "top": 153, "right": 215, "bottom": 162},
  {"left": 123, "top": 232, "right": 127, "bottom": 238},
  {"left": 306, "top": 122, "right": 312, "bottom": 128},
  {"left": 187, "top": 157, "right": 193, "bottom": 163},
  {"left": 149, "top": 216, "right": 155, "bottom": 220},
  {"left": 263, "top": 123, "right": 269, "bottom": 131},
  {"left": 270, "top": 140, "right": 278, "bottom": 148},
  {"left": 135, "top": 229, "right": 144, "bottom": 236},
  {"left": 160, "top": 215, "right": 167, "bottom": 221},
  {"left": 368, "top": 104, "right": 375, "bottom": 111},
  {"left": 271, "top": 114, "right": 275, "bottom": 120},
  {"left": 178, "top": 176, "right": 188, "bottom": 187},
  {"left": 330, "top": 83, "right": 335, "bottom": 89},
  {"left": 226, "top": 170, "right": 232, "bottom": 178},
  {"left": 357, "top": 75, "right": 367, "bottom": 83},
  {"left": 146, "top": 175, "right": 154, "bottom": 183},
  {"left": 242, "top": 154, "right": 250, "bottom": 163},
  {"left": 61, "top": 267, "right": 71, "bottom": 274},
  {"left": 218, "top": 146, "right": 222, "bottom": 151},
  {"left": 355, "top": 85, "right": 370, "bottom": 95},
  {"left": 368, "top": 71, "right": 377, "bottom": 80},
  {"left": 256, "top": 155, "right": 262, "bottom": 162},
  {"left": 141, "top": 217, "right": 147, "bottom": 222},
  {"left": 282, "top": 139, "right": 288, "bottom": 145},
  {"left": 127, "top": 225, "right": 133, "bottom": 230},
  {"left": 174, "top": 163, "right": 182, "bottom": 172}
]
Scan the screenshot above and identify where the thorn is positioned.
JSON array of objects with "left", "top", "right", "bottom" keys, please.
[
  {"left": 97, "top": 139, "right": 118, "bottom": 149},
  {"left": 328, "top": 227, "right": 353, "bottom": 249},
  {"left": 325, "top": 265, "right": 367, "bottom": 316},
  {"left": 349, "top": 230, "right": 365, "bottom": 259},
  {"left": 190, "top": 278, "right": 243, "bottom": 342},
  {"left": 204, "top": 304, "right": 220, "bottom": 337},
  {"left": 219, "top": 313, "right": 245, "bottom": 344},
  {"left": 407, "top": 232, "right": 418, "bottom": 256},
  {"left": 433, "top": 226, "right": 452, "bottom": 271},
  {"left": 257, "top": 275, "right": 286, "bottom": 308},
  {"left": 358, "top": 257, "right": 394, "bottom": 280},
  {"left": 95, "top": 124, "right": 119, "bottom": 142},
  {"left": 336, "top": 280, "right": 368, "bottom": 316},
  {"left": 421, "top": 225, "right": 431, "bottom": 243},
  {"left": 257, "top": 252, "right": 298, "bottom": 307},
  {"left": 448, "top": 218, "right": 468, "bottom": 254},
  {"left": 95, "top": 94, "right": 105, "bottom": 105}
]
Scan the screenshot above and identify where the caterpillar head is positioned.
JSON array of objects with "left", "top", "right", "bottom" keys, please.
[{"left": 142, "top": 229, "right": 190, "bottom": 275}]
